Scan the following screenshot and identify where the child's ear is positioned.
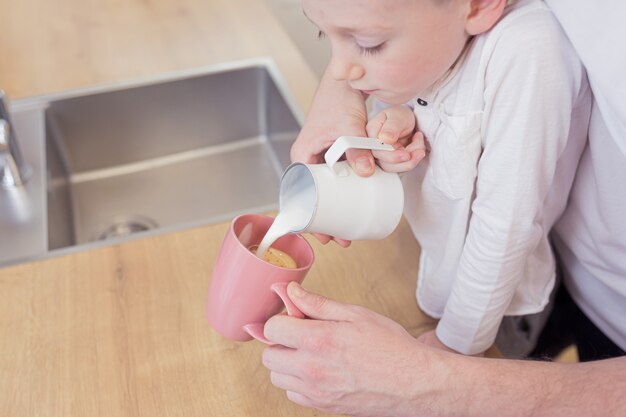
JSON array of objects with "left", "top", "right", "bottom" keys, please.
[{"left": 465, "top": 0, "right": 507, "bottom": 35}]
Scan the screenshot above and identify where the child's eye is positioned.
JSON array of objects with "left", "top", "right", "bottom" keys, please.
[{"left": 358, "top": 43, "right": 385, "bottom": 56}]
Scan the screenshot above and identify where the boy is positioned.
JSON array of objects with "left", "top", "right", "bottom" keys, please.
[{"left": 291, "top": 0, "right": 590, "bottom": 355}]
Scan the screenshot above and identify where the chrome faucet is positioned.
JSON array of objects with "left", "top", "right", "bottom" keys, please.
[{"left": 0, "top": 91, "right": 31, "bottom": 188}]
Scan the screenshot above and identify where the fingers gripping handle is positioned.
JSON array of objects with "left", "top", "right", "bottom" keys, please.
[
  {"left": 324, "top": 136, "right": 395, "bottom": 175},
  {"left": 271, "top": 282, "right": 305, "bottom": 319},
  {"left": 242, "top": 282, "right": 305, "bottom": 345}
]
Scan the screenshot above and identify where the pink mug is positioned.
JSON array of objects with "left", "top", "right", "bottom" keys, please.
[{"left": 207, "top": 214, "right": 314, "bottom": 343}]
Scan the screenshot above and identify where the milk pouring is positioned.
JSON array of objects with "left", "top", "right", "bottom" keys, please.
[
  {"left": 256, "top": 184, "right": 314, "bottom": 259},
  {"left": 256, "top": 136, "right": 405, "bottom": 259}
]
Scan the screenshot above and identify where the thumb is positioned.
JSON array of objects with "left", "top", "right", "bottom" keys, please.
[
  {"left": 377, "top": 118, "right": 404, "bottom": 145},
  {"left": 345, "top": 148, "right": 375, "bottom": 177},
  {"left": 287, "top": 282, "right": 354, "bottom": 321}
]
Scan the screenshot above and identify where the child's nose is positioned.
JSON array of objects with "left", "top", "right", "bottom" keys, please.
[{"left": 329, "top": 54, "right": 365, "bottom": 82}]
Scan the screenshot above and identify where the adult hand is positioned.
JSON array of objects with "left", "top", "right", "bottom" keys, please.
[
  {"left": 262, "top": 282, "right": 446, "bottom": 417},
  {"left": 261, "top": 283, "right": 626, "bottom": 416},
  {"left": 366, "top": 105, "right": 427, "bottom": 173}
]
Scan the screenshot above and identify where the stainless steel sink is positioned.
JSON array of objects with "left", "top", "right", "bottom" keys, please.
[{"left": 1, "top": 59, "right": 302, "bottom": 267}]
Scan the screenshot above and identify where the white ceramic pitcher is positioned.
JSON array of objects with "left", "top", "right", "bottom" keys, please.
[{"left": 278, "top": 136, "right": 404, "bottom": 241}]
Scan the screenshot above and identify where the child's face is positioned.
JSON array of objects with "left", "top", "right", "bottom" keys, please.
[{"left": 303, "top": 0, "right": 472, "bottom": 104}]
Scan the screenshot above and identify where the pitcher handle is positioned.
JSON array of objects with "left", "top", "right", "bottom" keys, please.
[{"left": 323, "top": 136, "right": 395, "bottom": 176}]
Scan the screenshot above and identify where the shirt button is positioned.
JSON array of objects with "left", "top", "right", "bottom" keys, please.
[{"left": 417, "top": 98, "right": 428, "bottom": 106}]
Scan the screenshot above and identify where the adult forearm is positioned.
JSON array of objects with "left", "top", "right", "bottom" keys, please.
[{"left": 453, "top": 355, "right": 626, "bottom": 417}]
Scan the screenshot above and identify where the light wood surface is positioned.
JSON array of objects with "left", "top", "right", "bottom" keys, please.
[
  {"left": 0, "top": 0, "right": 318, "bottom": 111},
  {"left": 0, "top": 0, "right": 437, "bottom": 415},
  {"left": 0, "top": 219, "right": 431, "bottom": 416}
]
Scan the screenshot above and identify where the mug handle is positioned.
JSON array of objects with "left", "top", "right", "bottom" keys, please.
[
  {"left": 323, "top": 136, "right": 395, "bottom": 176},
  {"left": 270, "top": 281, "right": 305, "bottom": 319},
  {"left": 242, "top": 282, "right": 305, "bottom": 345}
]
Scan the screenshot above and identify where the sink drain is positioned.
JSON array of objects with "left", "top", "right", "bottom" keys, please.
[{"left": 95, "top": 215, "right": 159, "bottom": 241}]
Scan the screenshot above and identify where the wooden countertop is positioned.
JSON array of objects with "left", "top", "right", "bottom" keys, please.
[
  {"left": 0, "top": 218, "right": 431, "bottom": 416},
  {"left": 0, "top": 0, "right": 436, "bottom": 415},
  {"left": 0, "top": 0, "right": 318, "bottom": 111}
]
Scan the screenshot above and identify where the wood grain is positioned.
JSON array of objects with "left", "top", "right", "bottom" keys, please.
[
  {"left": 0, "top": 1, "right": 444, "bottom": 415},
  {"left": 0, "top": 219, "right": 430, "bottom": 416},
  {"left": 0, "top": 0, "right": 318, "bottom": 113}
]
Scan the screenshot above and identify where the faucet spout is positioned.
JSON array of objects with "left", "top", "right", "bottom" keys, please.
[{"left": 0, "top": 91, "right": 31, "bottom": 188}]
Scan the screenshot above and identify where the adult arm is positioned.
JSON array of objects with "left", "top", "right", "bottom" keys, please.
[
  {"left": 464, "top": 351, "right": 626, "bottom": 417},
  {"left": 262, "top": 283, "right": 626, "bottom": 417}
]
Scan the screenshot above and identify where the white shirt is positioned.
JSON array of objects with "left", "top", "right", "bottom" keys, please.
[
  {"left": 547, "top": 0, "right": 626, "bottom": 350},
  {"left": 395, "top": 0, "right": 591, "bottom": 354}
]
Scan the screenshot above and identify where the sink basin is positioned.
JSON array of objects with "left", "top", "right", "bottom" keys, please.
[{"left": 1, "top": 59, "right": 303, "bottom": 267}]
